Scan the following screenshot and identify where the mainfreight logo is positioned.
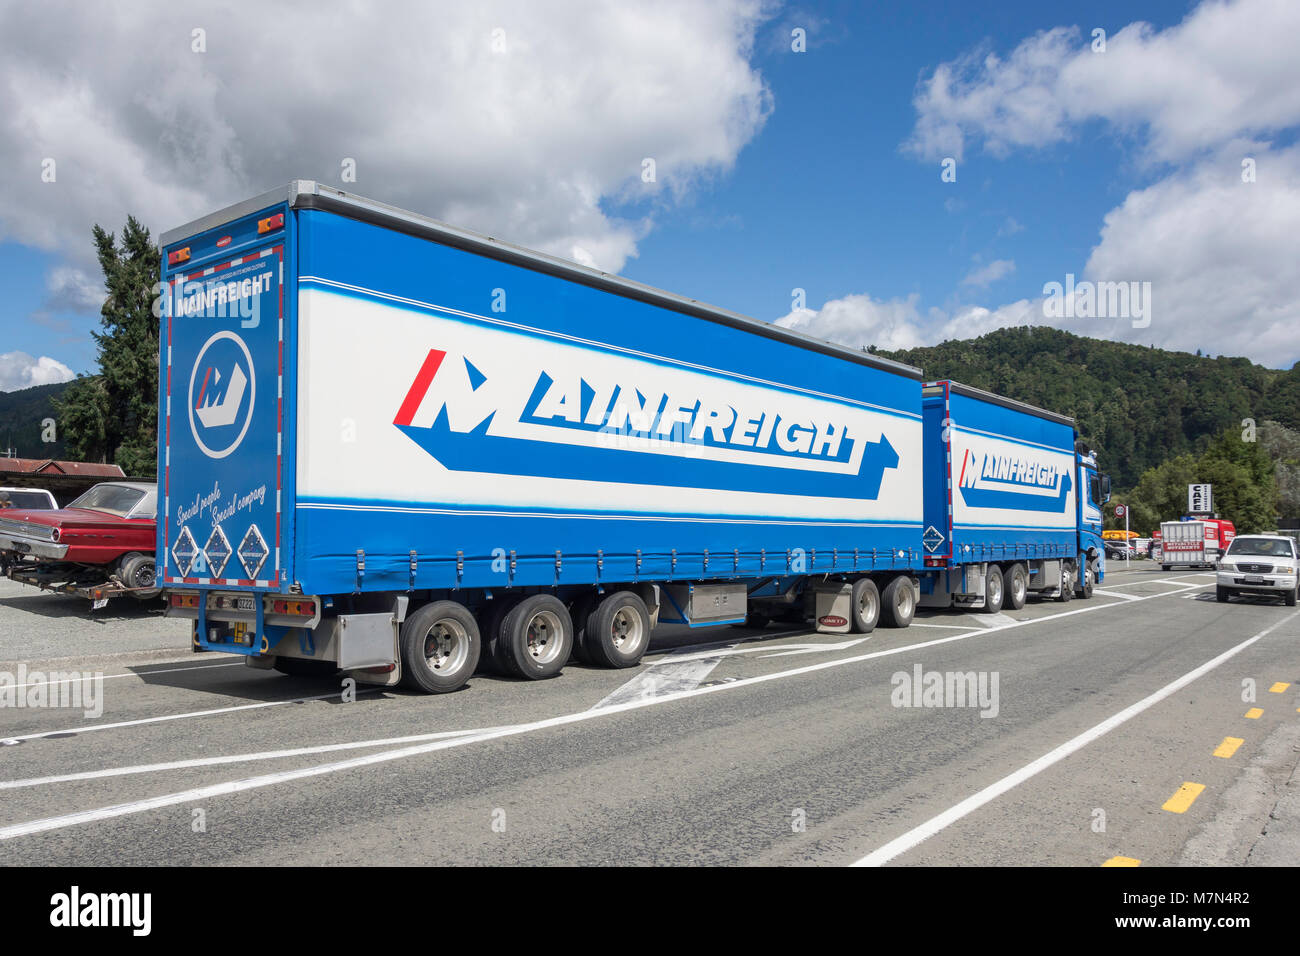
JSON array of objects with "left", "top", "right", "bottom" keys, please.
[
  {"left": 392, "top": 348, "right": 901, "bottom": 498},
  {"left": 188, "top": 331, "right": 256, "bottom": 459},
  {"left": 956, "top": 448, "right": 1071, "bottom": 513}
]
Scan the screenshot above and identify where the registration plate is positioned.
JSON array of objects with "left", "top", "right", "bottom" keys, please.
[{"left": 1244, "top": 575, "right": 1264, "bottom": 584}]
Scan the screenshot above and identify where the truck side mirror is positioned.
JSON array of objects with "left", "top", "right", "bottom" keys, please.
[{"left": 1101, "top": 475, "right": 1111, "bottom": 502}]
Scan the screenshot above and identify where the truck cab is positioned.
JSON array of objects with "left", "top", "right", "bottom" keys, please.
[{"left": 1077, "top": 448, "right": 1109, "bottom": 587}]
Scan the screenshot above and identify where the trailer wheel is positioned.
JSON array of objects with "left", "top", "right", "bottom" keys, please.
[
  {"left": 850, "top": 578, "right": 880, "bottom": 633},
  {"left": 1006, "top": 564, "right": 1028, "bottom": 610},
  {"left": 584, "top": 591, "right": 651, "bottom": 668},
  {"left": 119, "top": 553, "right": 160, "bottom": 600},
  {"left": 880, "top": 576, "right": 915, "bottom": 628},
  {"left": 400, "top": 600, "right": 480, "bottom": 694},
  {"left": 1161, "top": 564, "right": 1170, "bottom": 572},
  {"left": 568, "top": 592, "right": 598, "bottom": 664},
  {"left": 497, "top": 594, "right": 573, "bottom": 680},
  {"left": 477, "top": 597, "right": 520, "bottom": 675},
  {"left": 981, "top": 565, "right": 1005, "bottom": 614}
]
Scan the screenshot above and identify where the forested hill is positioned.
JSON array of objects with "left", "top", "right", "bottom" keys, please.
[
  {"left": 880, "top": 328, "right": 1300, "bottom": 488},
  {"left": 0, "top": 380, "right": 70, "bottom": 459}
]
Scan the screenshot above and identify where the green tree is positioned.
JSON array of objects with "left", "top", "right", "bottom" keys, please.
[
  {"left": 51, "top": 375, "right": 110, "bottom": 462},
  {"left": 56, "top": 217, "right": 160, "bottom": 476}
]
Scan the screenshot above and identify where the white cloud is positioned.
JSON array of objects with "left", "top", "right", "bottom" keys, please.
[
  {"left": 906, "top": 0, "right": 1300, "bottom": 163},
  {"left": 960, "top": 258, "right": 1015, "bottom": 288},
  {"left": 773, "top": 293, "right": 1045, "bottom": 356},
  {"left": 1080, "top": 142, "right": 1300, "bottom": 360},
  {"left": 0, "top": 351, "right": 75, "bottom": 391},
  {"left": 774, "top": 294, "right": 929, "bottom": 352},
  {"left": 0, "top": 1, "right": 772, "bottom": 280}
]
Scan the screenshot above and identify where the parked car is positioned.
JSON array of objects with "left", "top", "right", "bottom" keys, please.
[
  {"left": 0, "top": 481, "right": 159, "bottom": 601},
  {"left": 1216, "top": 535, "right": 1298, "bottom": 606},
  {"left": 0, "top": 487, "right": 58, "bottom": 510},
  {"left": 1104, "top": 541, "right": 1137, "bottom": 560}
]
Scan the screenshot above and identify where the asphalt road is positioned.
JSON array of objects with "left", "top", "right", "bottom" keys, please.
[{"left": 1, "top": 565, "right": 1297, "bottom": 866}]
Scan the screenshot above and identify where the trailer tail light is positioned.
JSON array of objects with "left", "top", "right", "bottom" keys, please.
[
  {"left": 167, "top": 247, "right": 191, "bottom": 265},
  {"left": 924, "top": 556, "right": 944, "bottom": 567},
  {"left": 170, "top": 593, "right": 200, "bottom": 609},
  {"left": 258, "top": 213, "right": 284, "bottom": 234},
  {"left": 271, "top": 599, "right": 315, "bottom": 616}
]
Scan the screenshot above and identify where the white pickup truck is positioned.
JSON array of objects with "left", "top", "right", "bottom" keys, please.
[{"left": 1216, "top": 535, "right": 1298, "bottom": 606}]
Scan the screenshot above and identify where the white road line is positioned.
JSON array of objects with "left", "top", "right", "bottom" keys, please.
[
  {"left": 593, "top": 656, "right": 725, "bottom": 709},
  {"left": 909, "top": 622, "right": 980, "bottom": 630},
  {"left": 0, "top": 726, "right": 504, "bottom": 790},
  {"left": 0, "top": 686, "right": 377, "bottom": 744},
  {"left": 3, "top": 660, "right": 240, "bottom": 691},
  {"left": 1092, "top": 588, "right": 1141, "bottom": 601},
  {"left": 973, "top": 612, "right": 1016, "bottom": 628},
  {"left": 850, "top": 608, "right": 1300, "bottom": 867},
  {"left": 0, "top": 580, "right": 1204, "bottom": 842}
]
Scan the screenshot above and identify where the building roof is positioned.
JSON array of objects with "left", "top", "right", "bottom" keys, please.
[{"left": 0, "top": 458, "right": 126, "bottom": 477}]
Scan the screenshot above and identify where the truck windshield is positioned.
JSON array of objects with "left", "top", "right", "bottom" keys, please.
[
  {"left": 68, "top": 484, "right": 146, "bottom": 518},
  {"left": 1226, "top": 538, "right": 1295, "bottom": 558}
]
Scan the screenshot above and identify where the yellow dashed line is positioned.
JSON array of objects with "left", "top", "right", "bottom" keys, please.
[
  {"left": 1268, "top": 682, "right": 1291, "bottom": 693},
  {"left": 1162, "top": 782, "right": 1206, "bottom": 814},
  {"left": 1213, "top": 737, "right": 1245, "bottom": 758},
  {"left": 1102, "top": 856, "right": 1141, "bottom": 867},
  {"left": 1245, "top": 707, "right": 1264, "bottom": 719}
]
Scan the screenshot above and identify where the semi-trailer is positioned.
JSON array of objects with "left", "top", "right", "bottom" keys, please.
[{"left": 157, "top": 182, "right": 1109, "bottom": 693}]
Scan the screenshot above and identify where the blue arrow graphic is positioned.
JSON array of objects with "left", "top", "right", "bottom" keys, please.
[
  {"left": 958, "top": 470, "right": 1072, "bottom": 513},
  {"left": 397, "top": 409, "right": 900, "bottom": 499}
]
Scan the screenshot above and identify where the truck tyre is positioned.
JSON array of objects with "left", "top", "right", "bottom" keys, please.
[
  {"left": 568, "top": 592, "right": 598, "bottom": 663},
  {"left": 497, "top": 594, "right": 573, "bottom": 680},
  {"left": 400, "top": 600, "right": 481, "bottom": 694},
  {"left": 273, "top": 658, "right": 339, "bottom": 678},
  {"left": 982, "top": 565, "right": 1004, "bottom": 614},
  {"left": 880, "top": 576, "right": 915, "bottom": 628},
  {"left": 1055, "top": 564, "right": 1075, "bottom": 602},
  {"left": 850, "top": 578, "right": 880, "bottom": 633},
  {"left": 735, "top": 610, "right": 771, "bottom": 629},
  {"left": 1216, "top": 586, "right": 1231, "bottom": 603},
  {"left": 1077, "top": 561, "right": 1095, "bottom": 599},
  {"left": 119, "top": 553, "right": 160, "bottom": 600},
  {"left": 476, "top": 597, "right": 520, "bottom": 675},
  {"left": 1006, "top": 563, "right": 1028, "bottom": 610},
  {"left": 584, "top": 591, "right": 651, "bottom": 668}
]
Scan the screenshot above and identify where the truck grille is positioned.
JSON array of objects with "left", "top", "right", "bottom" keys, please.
[{"left": 1237, "top": 563, "right": 1272, "bottom": 574}]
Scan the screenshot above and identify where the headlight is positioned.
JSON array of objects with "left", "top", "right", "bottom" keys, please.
[{"left": 1218, "top": 562, "right": 1234, "bottom": 572}]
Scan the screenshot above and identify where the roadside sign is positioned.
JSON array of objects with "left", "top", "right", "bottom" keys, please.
[
  {"left": 1114, "top": 504, "right": 1126, "bottom": 517},
  {"left": 1188, "top": 484, "right": 1212, "bottom": 513}
]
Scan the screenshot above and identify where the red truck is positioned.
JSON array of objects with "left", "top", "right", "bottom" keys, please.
[
  {"left": 0, "top": 481, "right": 160, "bottom": 602},
  {"left": 1157, "top": 518, "right": 1236, "bottom": 570}
]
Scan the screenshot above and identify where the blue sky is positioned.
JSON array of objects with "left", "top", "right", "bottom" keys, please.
[{"left": 1, "top": 0, "right": 1297, "bottom": 389}]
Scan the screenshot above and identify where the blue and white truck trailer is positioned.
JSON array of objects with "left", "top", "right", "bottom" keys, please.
[
  {"left": 916, "top": 380, "right": 1108, "bottom": 613},
  {"left": 157, "top": 181, "right": 1108, "bottom": 693}
]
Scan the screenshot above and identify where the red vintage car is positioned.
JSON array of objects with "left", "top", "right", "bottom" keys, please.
[{"left": 0, "top": 481, "right": 159, "bottom": 600}]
